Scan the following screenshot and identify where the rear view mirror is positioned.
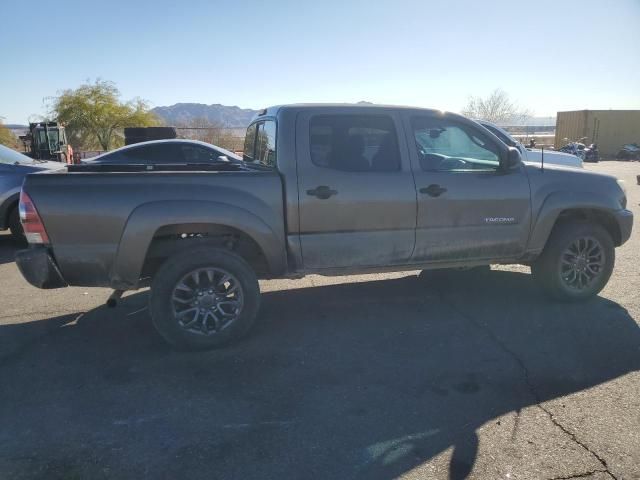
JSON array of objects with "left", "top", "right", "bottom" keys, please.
[
  {"left": 506, "top": 147, "right": 522, "bottom": 169},
  {"left": 217, "top": 155, "right": 229, "bottom": 162}
]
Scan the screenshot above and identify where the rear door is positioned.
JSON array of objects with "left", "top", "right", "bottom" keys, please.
[
  {"left": 405, "top": 113, "right": 531, "bottom": 262},
  {"left": 295, "top": 109, "right": 417, "bottom": 269}
]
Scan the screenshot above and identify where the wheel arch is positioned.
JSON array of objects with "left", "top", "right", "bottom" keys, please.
[
  {"left": 0, "top": 191, "right": 20, "bottom": 230},
  {"left": 529, "top": 191, "right": 624, "bottom": 254},
  {"left": 110, "top": 200, "right": 287, "bottom": 289}
]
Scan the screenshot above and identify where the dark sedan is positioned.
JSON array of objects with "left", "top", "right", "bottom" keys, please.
[{"left": 86, "top": 139, "right": 242, "bottom": 165}]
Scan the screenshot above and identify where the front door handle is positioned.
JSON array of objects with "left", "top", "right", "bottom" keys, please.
[
  {"left": 307, "top": 185, "right": 338, "bottom": 200},
  {"left": 420, "top": 184, "right": 447, "bottom": 197}
]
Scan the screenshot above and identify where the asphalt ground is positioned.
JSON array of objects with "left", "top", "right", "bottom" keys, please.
[{"left": 0, "top": 161, "right": 638, "bottom": 480}]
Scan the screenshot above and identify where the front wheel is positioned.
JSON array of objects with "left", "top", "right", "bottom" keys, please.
[
  {"left": 149, "top": 247, "right": 261, "bottom": 350},
  {"left": 532, "top": 221, "right": 615, "bottom": 301}
]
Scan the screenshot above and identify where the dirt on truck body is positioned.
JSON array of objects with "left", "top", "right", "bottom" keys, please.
[{"left": 16, "top": 104, "right": 633, "bottom": 350}]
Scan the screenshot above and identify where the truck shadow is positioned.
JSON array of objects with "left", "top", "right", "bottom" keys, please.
[
  {"left": 0, "top": 269, "right": 638, "bottom": 480},
  {"left": 0, "top": 233, "right": 21, "bottom": 265}
]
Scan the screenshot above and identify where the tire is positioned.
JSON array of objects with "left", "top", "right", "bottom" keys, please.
[
  {"left": 8, "top": 206, "right": 25, "bottom": 244},
  {"left": 531, "top": 221, "right": 614, "bottom": 301},
  {"left": 149, "top": 247, "right": 261, "bottom": 350}
]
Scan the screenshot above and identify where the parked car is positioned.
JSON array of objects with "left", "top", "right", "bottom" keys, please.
[
  {"left": 477, "top": 121, "right": 584, "bottom": 168},
  {"left": 86, "top": 139, "right": 242, "bottom": 164},
  {"left": 616, "top": 143, "right": 640, "bottom": 160},
  {"left": 16, "top": 104, "right": 632, "bottom": 350},
  {"left": 0, "top": 144, "right": 66, "bottom": 242}
]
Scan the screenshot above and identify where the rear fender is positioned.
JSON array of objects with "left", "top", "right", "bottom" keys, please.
[{"left": 110, "top": 200, "right": 286, "bottom": 288}]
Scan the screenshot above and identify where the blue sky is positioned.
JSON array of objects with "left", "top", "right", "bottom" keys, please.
[{"left": 3, "top": 0, "right": 639, "bottom": 123}]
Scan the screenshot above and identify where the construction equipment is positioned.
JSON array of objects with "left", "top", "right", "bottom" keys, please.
[{"left": 19, "top": 122, "right": 74, "bottom": 163}]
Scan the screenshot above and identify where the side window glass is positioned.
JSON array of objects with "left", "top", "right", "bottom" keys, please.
[
  {"left": 412, "top": 117, "right": 500, "bottom": 172},
  {"left": 113, "top": 144, "right": 168, "bottom": 163},
  {"left": 243, "top": 124, "right": 257, "bottom": 161},
  {"left": 181, "top": 145, "right": 216, "bottom": 162},
  {"left": 310, "top": 115, "right": 401, "bottom": 172},
  {"left": 117, "top": 147, "right": 144, "bottom": 163},
  {"left": 254, "top": 121, "right": 277, "bottom": 167}
]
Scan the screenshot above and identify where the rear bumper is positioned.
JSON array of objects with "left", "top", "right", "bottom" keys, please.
[
  {"left": 614, "top": 209, "right": 634, "bottom": 245},
  {"left": 15, "top": 246, "right": 67, "bottom": 289}
]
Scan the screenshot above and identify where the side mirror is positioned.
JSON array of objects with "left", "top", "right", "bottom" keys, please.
[{"left": 505, "top": 146, "right": 522, "bottom": 169}]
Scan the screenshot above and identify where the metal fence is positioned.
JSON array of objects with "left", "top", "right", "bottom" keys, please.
[{"left": 174, "top": 127, "right": 245, "bottom": 152}]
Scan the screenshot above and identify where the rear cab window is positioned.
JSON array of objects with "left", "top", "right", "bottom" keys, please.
[
  {"left": 243, "top": 120, "right": 276, "bottom": 167},
  {"left": 309, "top": 115, "right": 401, "bottom": 172}
]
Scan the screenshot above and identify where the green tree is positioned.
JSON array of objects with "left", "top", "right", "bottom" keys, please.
[
  {"left": 51, "top": 79, "right": 160, "bottom": 151},
  {"left": 0, "top": 119, "right": 18, "bottom": 148}
]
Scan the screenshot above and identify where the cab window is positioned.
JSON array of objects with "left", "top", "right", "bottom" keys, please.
[
  {"left": 243, "top": 124, "right": 257, "bottom": 162},
  {"left": 243, "top": 120, "right": 276, "bottom": 167},
  {"left": 309, "top": 115, "right": 401, "bottom": 172},
  {"left": 412, "top": 117, "right": 500, "bottom": 172}
]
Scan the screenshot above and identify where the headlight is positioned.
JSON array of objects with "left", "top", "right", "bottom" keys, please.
[{"left": 617, "top": 179, "right": 627, "bottom": 209}]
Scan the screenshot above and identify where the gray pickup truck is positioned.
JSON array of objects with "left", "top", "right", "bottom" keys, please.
[{"left": 16, "top": 104, "right": 633, "bottom": 350}]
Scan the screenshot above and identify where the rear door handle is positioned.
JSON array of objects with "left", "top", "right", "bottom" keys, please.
[
  {"left": 420, "top": 184, "right": 447, "bottom": 197},
  {"left": 307, "top": 185, "right": 338, "bottom": 200}
]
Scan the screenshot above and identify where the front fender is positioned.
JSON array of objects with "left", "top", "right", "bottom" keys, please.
[
  {"left": 110, "top": 200, "right": 286, "bottom": 288},
  {"left": 528, "top": 190, "right": 622, "bottom": 253}
]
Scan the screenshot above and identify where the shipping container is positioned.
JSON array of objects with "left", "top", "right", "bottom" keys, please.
[{"left": 555, "top": 110, "right": 640, "bottom": 156}]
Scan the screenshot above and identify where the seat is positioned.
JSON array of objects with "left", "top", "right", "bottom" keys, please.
[
  {"left": 371, "top": 134, "right": 400, "bottom": 171},
  {"left": 329, "top": 134, "right": 370, "bottom": 171}
]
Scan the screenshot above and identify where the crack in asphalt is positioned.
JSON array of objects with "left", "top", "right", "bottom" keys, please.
[
  {"left": 434, "top": 287, "right": 618, "bottom": 480},
  {"left": 547, "top": 469, "right": 610, "bottom": 479}
]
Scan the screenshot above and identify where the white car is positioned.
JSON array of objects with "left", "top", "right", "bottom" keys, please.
[{"left": 478, "top": 121, "right": 583, "bottom": 168}]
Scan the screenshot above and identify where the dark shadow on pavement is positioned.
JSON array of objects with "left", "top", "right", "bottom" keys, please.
[
  {"left": 0, "top": 233, "right": 21, "bottom": 265},
  {"left": 0, "top": 269, "right": 638, "bottom": 479}
]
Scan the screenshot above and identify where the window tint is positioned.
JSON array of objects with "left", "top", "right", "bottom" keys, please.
[
  {"left": 180, "top": 144, "right": 219, "bottom": 163},
  {"left": 412, "top": 117, "right": 500, "bottom": 172},
  {"left": 481, "top": 123, "right": 514, "bottom": 147},
  {"left": 126, "top": 143, "right": 183, "bottom": 163},
  {"left": 94, "top": 143, "right": 184, "bottom": 164},
  {"left": 243, "top": 124, "right": 257, "bottom": 162},
  {"left": 310, "top": 115, "right": 401, "bottom": 172},
  {"left": 254, "top": 121, "right": 277, "bottom": 167}
]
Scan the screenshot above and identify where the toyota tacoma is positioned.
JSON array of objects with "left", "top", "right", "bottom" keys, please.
[{"left": 16, "top": 104, "right": 633, "bottom": 350}]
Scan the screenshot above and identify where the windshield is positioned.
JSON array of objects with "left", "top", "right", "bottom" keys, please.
[
  {"left": 0, "top": 144, "right": 32, "bottom": 164},
  {"left": 36, "top": 128, "right": 60, "bottom": 152}
]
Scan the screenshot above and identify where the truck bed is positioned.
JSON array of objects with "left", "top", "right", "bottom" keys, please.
[{"left": 23, "top": 167, "right": 285, "bottom": 287}]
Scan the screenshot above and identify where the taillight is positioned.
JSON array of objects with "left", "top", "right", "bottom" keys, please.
[{"left": 19, "top": 191, "right": 50, "bottom": 244}]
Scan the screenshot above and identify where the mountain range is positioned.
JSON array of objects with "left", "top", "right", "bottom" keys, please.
[{"left": 151, "top": 103, "right": 259, "bottom": 128}]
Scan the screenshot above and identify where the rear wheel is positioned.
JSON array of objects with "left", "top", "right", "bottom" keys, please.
[
  {"left": 8, "top": 206, "right": 25, "bottom": 244},
  {"left": 532, "top": 221, "right": 614, "bottom": 301},
  {"left": 149, "top": 247, "right": 260, "bottom": 350}
]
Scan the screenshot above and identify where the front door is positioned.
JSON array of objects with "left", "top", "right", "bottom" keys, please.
[
  {"left": 405, "top": 113, "right": 531, "bottom": 263},
  {"left": 296, "top": 109, "right": 417, "bottom": 269}
]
